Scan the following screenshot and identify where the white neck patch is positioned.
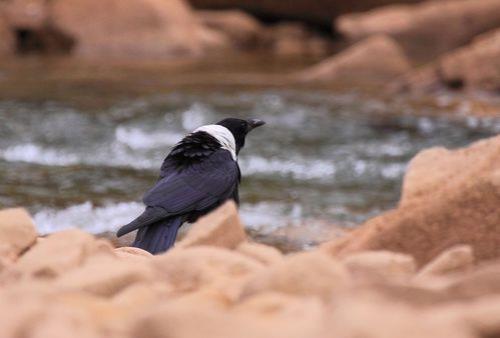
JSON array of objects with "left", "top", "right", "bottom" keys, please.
[{"left": 193, "top": 124, "right": 237, "bottom": 161}]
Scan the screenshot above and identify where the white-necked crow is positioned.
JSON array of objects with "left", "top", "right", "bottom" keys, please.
[{"left": 116, "top": 118, "right": 265, "bottom": 254}]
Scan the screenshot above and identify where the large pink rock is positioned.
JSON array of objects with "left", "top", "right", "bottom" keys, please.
[
  {"left": 50, "top": 0, "right": 223, "bottom": 58},
  {"left": 395, "top": 28, "right": 500, "bottom": 92},
  {"left": 153, "top": 246, "right": 263, "bottom": 299},
  {"left": 54, "top": 254, "right": 157, "bottom": 297},
  {"left": 2, "top": 0, "right": 48, "bottom": 29},
  {"left": 132, "top": 290, "right": 328, "bottom": 338},
  {"left": 322, "top": 135, "right": 500, "bottom": 267},
  {"left": 0, "top": 11, "right": 14, "bottom": 55},
  {"left": 418, "top": 245, "right": 474, "bottom": 277},
  {"left": 337, "top": 0, "right": 500, "bottom": 63},
  {"left": 241, "top": 251, "right": 349, "bottom": 300},
  {"left": 177, "top": 201, "right": 247, "bottom": 250},
  {"left": 0, "top": 208, "right": 37, "bottom": 261},
  {"left": 295, "top": 35, "right": 411, "bottom": 84},
  {"left": 197, "top": 9, "right": 263, "bottom": 49},
  {"left": 15, "top": 229, "right": 113, "bottom": 278},
  {"left": 1, "top": 0, "right": 227, "bottom": 57}
]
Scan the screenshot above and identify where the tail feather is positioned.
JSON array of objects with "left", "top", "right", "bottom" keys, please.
[
  {"left": 117, "top": 207, "right": 170, "bottom": 237},
  {"left": 132, "top": 217, "right": 182, "bottom": 254}
]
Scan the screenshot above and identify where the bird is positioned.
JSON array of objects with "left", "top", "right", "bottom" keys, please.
[{"left": 116, "top": 118, "right": 265, "bottom": 254}]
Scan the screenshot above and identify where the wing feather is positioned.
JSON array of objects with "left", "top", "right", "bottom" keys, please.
[{"left": 143, "top": 149, "right": 238, "bottom": 213}]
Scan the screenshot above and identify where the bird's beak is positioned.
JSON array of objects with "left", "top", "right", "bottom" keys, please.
[{"left": 247, "top": 118, "right": 266, "bottom": 132}]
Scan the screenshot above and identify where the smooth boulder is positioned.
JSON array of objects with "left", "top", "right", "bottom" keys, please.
[
  {"left": 342, "top": 250, "right": 416, "bottom": 282},
  {"left": 197, "top": 9, "right": 263, "bottom": 49},
  {"left": 241, "top": 251, "right": 349, "bottom": 300},
  {"left": 0, "top": 12, "right": 14, "bottom": 55},
  {"left": 0, "top": 208, "right": 37, "bottom": 261},
  {"left": 418, "top": 245, "right": 474, "bottom": 277},
  {"left": 15, "top": 229, "right": 113, "bottom": 278},
  {"left": 337, "top": 0, "right": 500, "bottom": 63},
  {"left": 395, "top": 28, "right": 500, "bottom": 92},
  {"left": 236, "top": 242, "right": 283, "bottom": 265},
  {"left": 54, "top": 254, "right": 157, "bottom": 297},
  {"left": 322, "top": 135, "right": 500, "bottom": 266},
  {"left": 177, "top": 201, "right": 247, "bottom": 250},
  {"left": 153, "top": 246, "right": 263, "bottom": 300},
  {"left": 295, "top": 35, "right": 411, "bottom": 84}
]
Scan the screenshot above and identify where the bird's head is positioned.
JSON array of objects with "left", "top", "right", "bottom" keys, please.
[{"left": 216, "top": 118, "right": 265, "bottom": 153}]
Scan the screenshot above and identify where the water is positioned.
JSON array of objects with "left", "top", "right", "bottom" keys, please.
[{"left": 0, "top": 59, "right": 499, "bottom": 248}]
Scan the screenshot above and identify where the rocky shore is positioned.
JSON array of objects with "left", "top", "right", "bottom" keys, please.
[
  {"left": 1, "top": 134, "right": 499, "bottom": 338},
  {"left": 2, "top": 0, "right": 500, "bottom": 94}
]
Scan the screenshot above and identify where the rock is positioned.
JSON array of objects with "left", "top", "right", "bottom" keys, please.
[
  {"left": 54, "top": 293, "right": 130, "bottom": 336},
  {"left": 0, "top": 12, "right": 14, "bottom": 55},
  {"left": 153, "top": 246, "right": 263, "bottom": 299},
  {"left": 189, "top": 0, "right": 425, "bottom": 27},
  {"left": 397, "top": 28, "right": 500, "bottom": 92},
  {"left": 2, "top": 0, "right": 78, "bottom": 54},
  {"left": 133, "top": 290, "right": 327, "bottom": 338},
  {"left": 337, "top": 0, "right": 500, "bottom": 63},
  {"left": 114, "top": 246, "right": 153, "bottom": 261},
  {"left": 322, "top": 135, "right": 500, "bottom": 266},
  {"left": 236, "top": 242, "right": 283, "bottom": 265},
  {"left": 130, "top": 297, "right": 249, "bottom": 338},
  {"left": 241, "top": 251, "right": 349, "bottom": 300},
  {"left": 342, "top": 250, "right": 416, "bottom": 282},
  {"left": 112, "top": 282, "right": 173, "bottom": 308},
  {"left": 248, "top": 220, "right": 346, "bottom": 253},
  {"left": 197, "top": 10, "right": 263, "bottom": 49},
  {"left": 0, "top": 208, "right": 37, "bottom": 261},
  {"left": 54, "top": 254, "right": 157, "bottom": 297},
  {"left": 177, "top": 201, "right": 246, "bottom": 250},
  {"left": 97, "top": 231, "right": 135, "bottom": 248},
  {"left": 50, "top": 0, "right": 216, "bottom": 58},
  {"left": 295, "top": 35, "right": 411, "bottom": 84},
  {"left": 3, "top": 0, "right": 48, "bottom": 29},
  {"left": 326, "top": 293, "right": 473, "bottom": 338},
  {"left": 440, "top": 295, "right": 500, "bottom": 337},
  {"left": 0, "top": 287, "right": 102, "bottom": 338},
  {"left": 15, "top": 229, "right": 113, "bottom": 278},
  {"left": 29, "top": 303, "right": 103, "bottom": 338},
  {"left": 418, "top": 245, "right": 474, "bottom": 277},
  {"left": 233, "top": 292, "right": 327, "bottom": 338},
  {"left": 445, "top": 261, "right": 500, "bottom": 300},
  {"left": 436, "top": 28, "right": 500, "bottom": 91},
  {"left": 265, "top": 22, "right": 332, "bottom": 57}
]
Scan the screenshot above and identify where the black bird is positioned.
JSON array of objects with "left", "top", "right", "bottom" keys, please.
[{"left": 116, "top": 118, "right": 265, "bottom": 254}]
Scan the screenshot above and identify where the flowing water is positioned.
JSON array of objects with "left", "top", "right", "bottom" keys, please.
[{"left": 1, "top": 58, "right": 499, "bottom": 249}]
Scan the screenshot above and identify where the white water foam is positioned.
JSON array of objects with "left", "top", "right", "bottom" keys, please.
[
  {"left": 115, "top": 126, "right": 184, "bottom": 150},
  {"left": 1, "top": 142, "right": 338, "bottom": 182},
  {"left": 2, "top": 143, "right": 80, "bottom": 166},
  {"left": 34, "top": 201, "right": 144, "bottom": 234},
  {"left": 181, "top": 103, "right": 213, "bottom": 131},
  {"left": 239, "top": 202, "right": 308, "bottom": 233},
  {"left": 240, "top": 156, "right": 336, "bottom": 180},
  {"left": 34, "top": 200, "right": 294, "bottom": 235}
]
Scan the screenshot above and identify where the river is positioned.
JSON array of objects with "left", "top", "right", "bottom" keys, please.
[{"left": 0, "top": 57, "right": 498, "bottom": 249}]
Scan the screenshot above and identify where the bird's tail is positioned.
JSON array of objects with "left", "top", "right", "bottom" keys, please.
[{"left": 132, "top": 217, "right": 182, "bottom": 255}]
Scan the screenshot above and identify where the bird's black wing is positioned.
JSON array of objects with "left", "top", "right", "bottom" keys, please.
[{"left": 117, "top": 149, "right": 238, "bottom": 237}]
